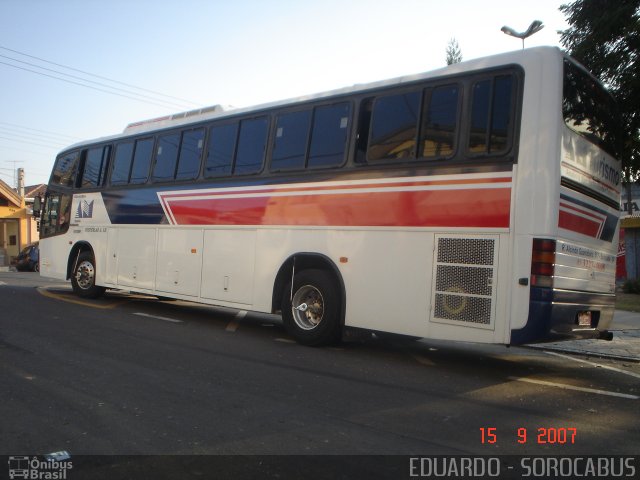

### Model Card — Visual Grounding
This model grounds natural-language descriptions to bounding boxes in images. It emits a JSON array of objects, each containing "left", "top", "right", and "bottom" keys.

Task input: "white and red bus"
[{"left": 36, "top": 46, "right": 620, "bottom": 346}]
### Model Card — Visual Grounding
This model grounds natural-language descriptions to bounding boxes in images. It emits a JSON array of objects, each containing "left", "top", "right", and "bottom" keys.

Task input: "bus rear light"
[
  {"left": 532, "top": 251, "right": 555, "bottom": 263},
  {"left": 532, "top": 238, "right": 556, "bottom": 252},
  {"left": 531, "top": 263, "right": 554, "bottom": 276},
  {"left": 531, "top": 238, "right": 556, "bottom": 288}
]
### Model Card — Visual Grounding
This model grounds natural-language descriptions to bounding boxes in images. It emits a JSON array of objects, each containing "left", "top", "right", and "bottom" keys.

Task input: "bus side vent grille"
[{"left": 432, "top": 237, "right": 498, "bottom": 326}]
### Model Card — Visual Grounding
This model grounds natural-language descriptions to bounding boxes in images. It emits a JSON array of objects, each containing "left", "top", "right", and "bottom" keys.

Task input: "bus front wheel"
[
  {"left": 281, "top": 269, "right": 341, "bottom": 346},
  {"left": 71, "top": 252, "right": 105, "bottom": 299}
]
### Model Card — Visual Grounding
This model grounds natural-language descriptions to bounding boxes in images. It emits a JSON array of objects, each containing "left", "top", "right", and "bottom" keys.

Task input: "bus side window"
[
  {"left": 176, "top": 128, "right": 205, "bottom": 180},
  {"left": 51, "top": 152, "right": 79, "bottom": 188},
  {"left": 110, "top": 142, "right": 134, "bottom": 186},
  {"left": 40, "top": 193, "right": 72, "bottom": 236},
  {"left": 271, "top": 110, "right": 312, "bottom": 171},
  {"left": 153, "top": 133, "right": 180, "bottom": 182},
  {"left": 421, "top": 85, "right": 459, "bottom": 159},
  {"left": 308, "top": 102, "right": 351, "bottom": 168},
  {"left": 367, "top": 91, "right": 421, "bottom": 162},
  {"left": 490, "top": 75, "right": 514, "bottom": 153},
  {"left": 355, "top": 98, "right": 373, "bottom": 164},
  {"left": 41, "top": 194, "right": 59, "bottom": 237},
  {"left": 205, "top": 123, "right": 238, "bottom": 177},
  {"left": 129, "top": 138, "right": 154, "bottom": 184},
  {"left": 468, "top": 74, "right": 514, "bottom": 155},
  {"left": 81, "top": 145, "right": 111, "bottom": 188},
  {"left": 234, "top": 117, "right": 268, "bottom": 175}
]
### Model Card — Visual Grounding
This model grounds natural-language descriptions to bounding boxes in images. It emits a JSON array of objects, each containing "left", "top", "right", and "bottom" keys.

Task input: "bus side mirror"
[{"left": 33, "top": 196, "right": 42, "bottom": 218}]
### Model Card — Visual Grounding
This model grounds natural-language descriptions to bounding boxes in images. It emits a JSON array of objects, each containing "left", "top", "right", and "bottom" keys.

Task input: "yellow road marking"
[
  {"left": 226, "top": 310, "right": 247, "bottom": 332},
  {"left": 412, "top": 354, "right": 436, "bottom": 366},
  {"left": 274, "top": 338, "right": 296, "bottom": 344},
  {"left": 37, "top": 287, "right": 128, "bottom": 310},
  {"left": 132, "top": 312, "right": 183, "bottom": 323}
]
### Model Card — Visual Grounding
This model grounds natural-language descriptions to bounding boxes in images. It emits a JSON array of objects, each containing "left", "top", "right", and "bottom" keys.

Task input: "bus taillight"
[{"left": 531, "top": 238, "right": 556, "bottom": 288}]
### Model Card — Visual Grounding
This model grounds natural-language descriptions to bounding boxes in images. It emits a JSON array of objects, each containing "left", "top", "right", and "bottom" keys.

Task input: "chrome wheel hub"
[
  {"left": 75, "top": 260, "right": 95, "bottom": 290},
  {"left": 291, "top": 285, "right": 324, "bottom": 330}
]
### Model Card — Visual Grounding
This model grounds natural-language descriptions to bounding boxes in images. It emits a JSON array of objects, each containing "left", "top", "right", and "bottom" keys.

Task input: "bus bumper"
[{"left": 510, "top": 287, "right": 616, "bottom": 345}]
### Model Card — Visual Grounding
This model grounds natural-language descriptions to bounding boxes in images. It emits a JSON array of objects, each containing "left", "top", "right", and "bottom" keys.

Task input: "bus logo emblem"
[{"left": 75, "top": 200, "right": 94, "bottom": 219}]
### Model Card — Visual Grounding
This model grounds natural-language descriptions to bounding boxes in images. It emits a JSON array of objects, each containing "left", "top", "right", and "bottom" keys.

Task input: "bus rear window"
[{"left": 563, "top": 60, "right": 619, "bottom": 158}]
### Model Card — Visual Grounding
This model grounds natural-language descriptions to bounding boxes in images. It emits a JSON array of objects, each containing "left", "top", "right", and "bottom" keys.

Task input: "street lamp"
[{"left": 501, "top": 20, "right": 544, "bottom": 49}]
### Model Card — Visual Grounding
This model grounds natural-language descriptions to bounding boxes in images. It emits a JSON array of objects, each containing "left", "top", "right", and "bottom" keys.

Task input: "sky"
[{"left": 0, "top": 0, "right": 570, "bottom": 187}]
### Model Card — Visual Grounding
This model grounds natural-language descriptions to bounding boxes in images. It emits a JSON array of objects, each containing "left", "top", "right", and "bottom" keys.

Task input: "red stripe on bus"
[
  {"left": 559, "top": 201, "right": 605, "bottom": 222},
  {"left": 162, "top": 188, "right": 511, "bottom": 228},
  {"left": 558, "top": 210, "right": 601, "bottom": 238},
  {"left": 159, "top": 176, "right": 512, "bottom": 200}
]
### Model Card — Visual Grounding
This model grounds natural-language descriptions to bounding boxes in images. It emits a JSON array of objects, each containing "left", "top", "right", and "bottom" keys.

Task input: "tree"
[
  {"left": 559, "top": 0, "right": 640, "bottom": 178},
  {"left": 445, "top": 38, "right": 463, "bottom": 65}
]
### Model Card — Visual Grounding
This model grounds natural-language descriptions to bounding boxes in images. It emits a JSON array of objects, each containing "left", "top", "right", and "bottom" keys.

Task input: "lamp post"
[{"left": 501, "top": 20, "right": 544, "bottom": 49}]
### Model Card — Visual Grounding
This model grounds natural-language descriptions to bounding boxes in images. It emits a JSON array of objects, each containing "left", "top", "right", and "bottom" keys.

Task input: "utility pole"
[
  {"left": 17, "top": 168, "right": 25, "bottom": 198},
  {"left": 4, "top": 160, "right": 24, "bottom": 188}
]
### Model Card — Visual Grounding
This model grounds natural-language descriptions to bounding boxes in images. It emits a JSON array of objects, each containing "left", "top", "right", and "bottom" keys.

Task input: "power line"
[
  {"left": 0, "top": 121, "right": 83, "bottom": 142},
  {"left": 0, "top": 129, "right": 68, "bottom": 148},
  {"left": 0, "top": 60, "right": 189, "bottom": 110},
  {"left": 0, "top": 44, "right": 201, "bottom": 107},
  {"left": 0, "top": 134, "right": 61, "bottom": 149},
  {"left": 0, "top": 53, "right": 196, "bottom": 110},
  {"left": 0, "top": 143, "right": 57, "bottom": 157},
  {"left": 0, "top": 130, "right": 69, "bottom": 148},
  {"left": 0, "top": 172, "right": 14, "bottom": 182},
  {"left": 0, "top": 125, "right": 78, "bottom": 146}
]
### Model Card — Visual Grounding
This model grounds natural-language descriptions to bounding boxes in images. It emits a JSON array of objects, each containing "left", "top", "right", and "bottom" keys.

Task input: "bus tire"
[
  {"left": 281, "top": 269, "right": 341, "bottom": 346},
  {"left": 71, "top": 251, "right": 105, "bottom": 299}
]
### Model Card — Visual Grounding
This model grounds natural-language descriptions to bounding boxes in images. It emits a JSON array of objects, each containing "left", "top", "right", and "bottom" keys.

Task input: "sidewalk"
[{"left": 528, "top": 310, "right": 640, "bottom": 362}]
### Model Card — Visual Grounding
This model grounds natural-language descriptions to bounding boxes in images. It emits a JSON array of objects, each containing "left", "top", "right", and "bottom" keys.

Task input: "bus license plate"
[{"left": 578, "top": 311, "right": 592, "bottom": 327}]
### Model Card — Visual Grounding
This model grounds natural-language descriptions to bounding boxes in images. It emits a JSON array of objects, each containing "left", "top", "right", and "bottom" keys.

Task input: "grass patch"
[{"left": 616, "top": 292, "right": 640, "bottom": 312}]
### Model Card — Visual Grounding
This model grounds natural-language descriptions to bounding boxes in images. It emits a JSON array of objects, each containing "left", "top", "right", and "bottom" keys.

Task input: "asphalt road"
[{"left": 1, "top": 271, "right": 639, "bottom": 477}]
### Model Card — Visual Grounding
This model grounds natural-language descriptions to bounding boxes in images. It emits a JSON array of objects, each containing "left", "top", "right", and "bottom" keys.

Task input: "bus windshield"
[{"left": 563, "top": 59, "right": 620, "bottom": 159}]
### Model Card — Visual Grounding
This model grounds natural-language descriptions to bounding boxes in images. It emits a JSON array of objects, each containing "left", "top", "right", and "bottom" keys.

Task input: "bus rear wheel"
[
  {"left": 281, "top": 269, "right": 341, "bottom": 346},
  {"left": 71, "top": 252, "right": 105, "bottom": 299}
]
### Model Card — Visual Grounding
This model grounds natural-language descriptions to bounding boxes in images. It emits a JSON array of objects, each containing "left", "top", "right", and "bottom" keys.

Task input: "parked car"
[{"left": 15, "top": 243, "right": 39, "bottom": 272}]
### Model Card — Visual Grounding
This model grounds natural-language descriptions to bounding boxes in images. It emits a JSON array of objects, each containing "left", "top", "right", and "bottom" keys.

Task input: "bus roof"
[{"left": 60, "top": 46, "right": 565, "bottom": 153}]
